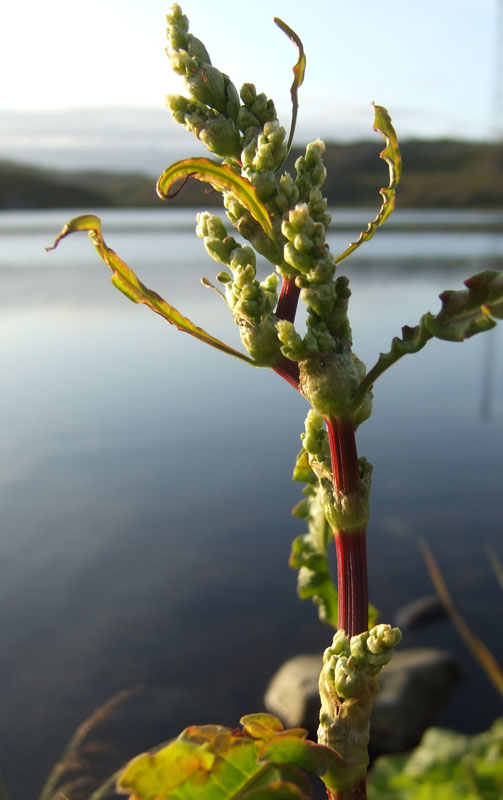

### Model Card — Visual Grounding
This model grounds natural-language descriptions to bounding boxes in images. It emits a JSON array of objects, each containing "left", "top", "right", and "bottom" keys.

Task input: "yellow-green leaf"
[
  {"left": 156, "top": 158, "right": 274, "bottom": 240},
  {"left": 274, "top": 18, "right": 306, "bottom": 155},
  {"left": 116, "top": 715, "right": 359, "bottom": 799},
  {"left": 46, "top": 215, "right": 254, "bottom": 365},
  {"left": 335, "top": 104, "right": 402, "bottom": 265}
]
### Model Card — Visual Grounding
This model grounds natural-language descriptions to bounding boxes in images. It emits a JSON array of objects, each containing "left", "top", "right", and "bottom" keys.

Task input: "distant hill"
[
  {"left": 1, "top": 139, "right": 501, "bottom": 210},
  {"left": 320, "top": 139, "right": 502, "bottom": 208}
]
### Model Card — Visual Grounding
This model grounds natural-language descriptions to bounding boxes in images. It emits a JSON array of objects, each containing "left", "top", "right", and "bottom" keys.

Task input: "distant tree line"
[{"left": 1, "top": 140, "right": 501, "bottom": 210}]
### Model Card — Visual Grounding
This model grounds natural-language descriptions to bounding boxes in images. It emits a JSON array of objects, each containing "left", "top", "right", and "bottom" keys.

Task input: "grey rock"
[
  {"left": 370, "top": 647, "right": 461, "bottom": 755},
  {"left": 264, "top": 654, "right": 323, "bottom": 732},
  {"left": 264, "top": 647, "right": 461, "bottom": 755},
  {"left": 394, "top": 594, "right": 449, "bottom": 631}
]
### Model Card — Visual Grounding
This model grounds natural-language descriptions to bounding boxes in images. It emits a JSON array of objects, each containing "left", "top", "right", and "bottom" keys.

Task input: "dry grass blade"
[
  {"left": 86, "top": 770, "right": 122, "bottom": 800},
  {"left": 419, "top": 539, "right": 503, "bottom": 696},
  {"left": 486, "top": 544, "right": 503, "bottom": 590},
  {"left": 38, "top": 687, "right": 142, "bottom": 800},
  {"left": 0, "top": 773, "right": 11, "bottom": 800}
]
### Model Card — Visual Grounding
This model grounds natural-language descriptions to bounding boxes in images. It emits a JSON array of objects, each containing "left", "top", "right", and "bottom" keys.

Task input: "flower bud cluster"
[
  {"left": 223, "top": 195, "right": 283, "bottom": 266},
  {"left": 301, "top": 409, "right": 326, "bottom": 457},
  {"left": 351, "top": 624, "right": 403, "bottom": 668},
  {"left": 281, "top": 203, "right": 333, "bottom": 285},
  {"left": 240, "top": 120, "right": 288, "bottom": 204},
  {"left": 166, "top": 4, "right": 240, "bottom": 157},
  {"left": 318, "top": 625, "right": 401, "bottom": 762},
  {"left": 322, "top": 624, "right": 401, "bottom": 701},
  {"left": 196, "top": 212, "right": 278, "bottom": 327},
  {"left": 276, "top": 319, "right": 305, "bottom": 362},
  {"left": 297, "top": 410, "right": 332, "bottom": 487},
  {"left": 295, "top": 140, "right": 331, "bottom": 226},
  {"left": 238, "top": 83, "right": 278, "bottom": 130},
  {"left": 293, "top": 276, "right": 353, "bottom": 375},
  {"left": 166, "top": 95, "right": 241, "bottom": 160},
  {"left": 273, "top": 172, "right": 299, "bottom": 215},
  {"left": 301, "top": 277, "right": 352, "bottom": 343},
  {"left": 242, "top": 120, "right": 288, "bottom": 174}
]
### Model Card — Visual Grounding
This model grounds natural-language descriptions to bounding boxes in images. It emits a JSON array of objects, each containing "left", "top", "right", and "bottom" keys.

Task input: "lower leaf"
[{"left": 116, "top": 713, "right": 358, "bottom": 799}]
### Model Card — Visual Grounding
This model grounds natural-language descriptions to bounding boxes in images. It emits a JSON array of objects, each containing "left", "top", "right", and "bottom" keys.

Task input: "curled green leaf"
[
  {"left": 290, "top": 480, "right": 339, "bottom": 628},
  {"left": 335, "top": 104, "right": 402, "bottom": 265},
  {"left": 354, "top": 269, "right": 503, "bottom": 405},
  {"left": 274, "top": 18, "right": 306, "bottom": 156},
  {"left": 46, "top": 215, "right": 254, "bottom": 365},
  {"left": 156, "top": 157, "right": 274, "bottom": 240}
]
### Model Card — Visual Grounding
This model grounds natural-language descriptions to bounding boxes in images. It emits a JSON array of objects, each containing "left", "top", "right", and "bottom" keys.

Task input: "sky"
[{"left": 1, "top": 0, "right": 501, "bottom": 173}]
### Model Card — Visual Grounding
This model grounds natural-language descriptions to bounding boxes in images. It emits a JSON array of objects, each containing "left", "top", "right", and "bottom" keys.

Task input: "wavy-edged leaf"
[
  {"left": 274, "top": 18, "right": 306, "bottom": 156},
  {"left": 290, "top": 482, "right": 339, "bottom": 628},
  {"left": 354, "top": 269, "right": 503, "bottom": 404},
  {"left": 335, "top": 104, "right": 402, "bottom": 265},
  {"left": 156, "top": 158, "right": 274, "bottom": 240},
  {"left": 116, "top": 713, "right": 358, "bottom": 799},
  {"left": 46, "top": 215, "right": 254, "bottom": 365}
]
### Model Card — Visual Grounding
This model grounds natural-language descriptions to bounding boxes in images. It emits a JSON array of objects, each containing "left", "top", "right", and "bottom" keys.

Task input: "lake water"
[{"left": 0, "top": 207, "right": 502, "bottom": 796}]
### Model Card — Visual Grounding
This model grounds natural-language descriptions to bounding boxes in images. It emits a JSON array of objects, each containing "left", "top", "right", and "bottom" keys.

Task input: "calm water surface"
[{"left": 0, "top": 208, "right": 502, "bottom": 796}]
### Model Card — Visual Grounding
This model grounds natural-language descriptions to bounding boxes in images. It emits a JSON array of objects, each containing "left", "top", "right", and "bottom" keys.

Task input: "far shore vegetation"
[{"left": 1, "top": 139, "right": 501, "bottom": 211}]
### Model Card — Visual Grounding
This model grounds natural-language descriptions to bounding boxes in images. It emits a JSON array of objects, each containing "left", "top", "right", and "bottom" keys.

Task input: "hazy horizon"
[{"left": 1, "top": 105, "right": 501, "bottom": 177}]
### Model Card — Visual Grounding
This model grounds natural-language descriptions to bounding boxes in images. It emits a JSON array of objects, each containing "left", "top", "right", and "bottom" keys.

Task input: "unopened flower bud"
[
  {"left": 276, "top": 319, "right": 305, "bottom": 362},
  {"left": 198, "top": 116, "right": 241, "bottom": 159},
  {"left": 196, "top": 212, "right": 227, "bottom": 241},
  {"left": 238, "top": 314, "right": 282, "bottom": 365},
  {"left": 240, "top": 83, "right": 256, "bottom": 106},
  {"left": 230, "top": 246, "right": 256, "bottom": 272}
]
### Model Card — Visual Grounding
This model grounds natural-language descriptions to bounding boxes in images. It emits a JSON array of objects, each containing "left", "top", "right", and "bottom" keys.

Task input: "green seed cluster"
[
  {"left": 196, "top": 212, "right": 278, "bottom": 322},
  {"left": 323, "top": 625, "right": 402, "bottom": 700},
  {"left": 196, "top": 212, "right": 281, "bottom": 365},
  {"left": 166, "top": 95, "right": 241, "bottom": 160},
  {"left": 166, "top": 5, "right": 239, "bottom": 119},
  {"left": 301, "top": 409, "right": 330, "bottom": 463},
  {"left": 318, "top": 625, "right": 401, "bottom": 768}
]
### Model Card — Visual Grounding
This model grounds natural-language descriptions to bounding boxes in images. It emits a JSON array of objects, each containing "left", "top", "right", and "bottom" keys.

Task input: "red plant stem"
[
  {"left": 273, "top": 356, "right": 300, "bottom": 390},
  {"left": 276, "top": 275, "right": 300, "bottom": 322},
  {"left": 326, "top": 416, "right": 344, "bottom": 494},
  {"left": 325, "top": 416, "right": 369, "bottom": 799},
  {"left": 337, "top": 417, "right": 361, "bottom": 496},
  {"left": 334, "top": 528, "right": 368, "bottom": 637},
  {"left": 325, "top": 417, "right": 367, "bottom": 634}
]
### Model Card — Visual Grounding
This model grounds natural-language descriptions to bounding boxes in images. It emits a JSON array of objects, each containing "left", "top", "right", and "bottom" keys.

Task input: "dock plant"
[{"left": 47, "top": 5, "right": 503, "bottom": 799}]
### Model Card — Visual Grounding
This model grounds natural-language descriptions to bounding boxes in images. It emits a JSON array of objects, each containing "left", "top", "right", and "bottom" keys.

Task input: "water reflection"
[{"left": 0, "top": 209, "right": 501, "bottom": 796}]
